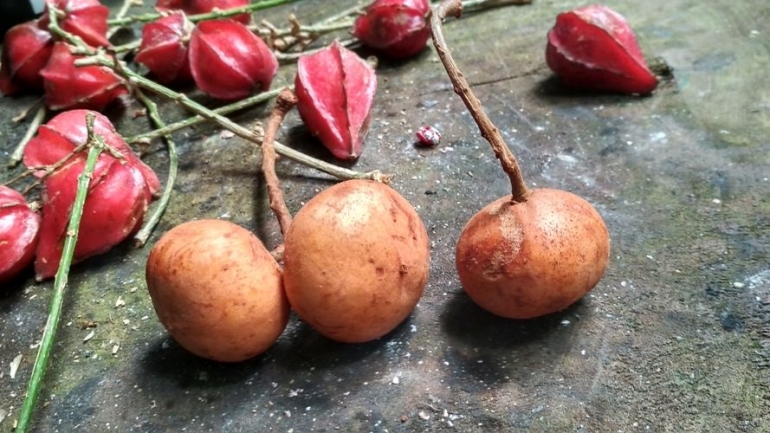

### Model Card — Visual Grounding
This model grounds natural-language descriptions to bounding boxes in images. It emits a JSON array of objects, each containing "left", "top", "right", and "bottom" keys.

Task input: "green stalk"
[
  {"left": 101, "top": 57, "right": 386, "bottom": 182},
  {"left": 107, "top": 0, "right": 300, "bottom": 27},
  {"left": 16, "top": 114, "right": 104, "bottom": 433},
  {"left": 132, "top": 90, "right": 179, "bottom": 247},
  {"left": 126, "top": 88, "right": 282, "bottom": 145}
]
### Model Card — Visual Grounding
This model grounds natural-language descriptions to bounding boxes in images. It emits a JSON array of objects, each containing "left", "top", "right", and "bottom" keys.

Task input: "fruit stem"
[
  {"left": 16, "top": 114, "right": 104, "bottom": 433},
  {"left": 106, "top": 0, "right": 138, "bottom": 39},
  {"left": 89, "top": 54, "right": 388, "bottom": 182},
  {"left": 456, "top": 0, "right": 532, "bottom": 13},
  {"left": 132, "top": 89, "right": 179, "bottom": 247},
  {"left": 261, "top": 89, "right": 296, "bottom": 241},
  {"left": 8, "top": 106, "right": 47, "bottom": 168},
  {"left": 107, "top": 0, "right": 300, "bottom": 27},
  {"left": 429, "top": 0, "right": 530, "bottom": 202},
  {"left": 125, "top": 88, "right": 283, "bottom": 144}
]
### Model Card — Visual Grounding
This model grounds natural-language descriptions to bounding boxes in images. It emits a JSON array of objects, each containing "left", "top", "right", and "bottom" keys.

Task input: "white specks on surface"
[
  {"left": 712, "top": 198, "right": 722, "bottom": 204},
  {"left": 83, "top": 330, "right": 95, "bottom": 342},
  {"left": 10, "top": 354, "right": 22, "bottom": 379}
]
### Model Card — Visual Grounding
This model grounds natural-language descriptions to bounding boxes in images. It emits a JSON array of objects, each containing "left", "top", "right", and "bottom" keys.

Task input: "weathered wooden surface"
[{"left": 2, "top": 0, "right": 770, "bottom": 431}]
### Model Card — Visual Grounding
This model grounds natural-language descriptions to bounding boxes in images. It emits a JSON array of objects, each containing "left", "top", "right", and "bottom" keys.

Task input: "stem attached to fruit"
[
  {"left": 107, "top": 0, "right": 300, "bottom": 27},
  {"left": 429, "top": 0, "right": 530, "bottom": 202},
  {"left": 16, "top": 114, "right": 104, "bottom": 433},
  {"left": 261, "top": 89, "right": 296, "bottom": 240}
]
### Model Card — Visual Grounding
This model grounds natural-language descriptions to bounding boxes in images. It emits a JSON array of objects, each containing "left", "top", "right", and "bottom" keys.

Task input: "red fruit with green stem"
[
  {"left": 0, "top": 186, "right": 41, "bottom": 284},
  {"left": 0, "top": 20, "right": 54, "bottom": 96},
  {"left": 40, "top": 42, "right": 129, "bottom": 111},
  {"left": 23, "top": 110, "right": 159, "bottom": 280},
  {"left": 545, "top": 4, "right": 658, "bottom": 95},
  {"left": 188, "top": 19, "right": 278, "bottom": 100},
  {"left": 39, "top": 0, "right": 111, "bottom": 48},
  {"left": 353, "top": 0, "right": 431, "bottom": 59},
  {"left": 135, "top": 12, "right": 194, "bottom": 85},
  {"left": 295, "top": 41, "right": 377, "bottom": 160}
]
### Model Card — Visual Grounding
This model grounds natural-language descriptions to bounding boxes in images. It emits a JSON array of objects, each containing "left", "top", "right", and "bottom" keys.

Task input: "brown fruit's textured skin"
[
  {"left": 146, "top": 219, "right": 289, "bottom": 362},
  {"left": 283, "top": 180, "right": 430, "bottom": 343},
  {"left": 456, "top": 188, "right": 610, "bottom": 319}
]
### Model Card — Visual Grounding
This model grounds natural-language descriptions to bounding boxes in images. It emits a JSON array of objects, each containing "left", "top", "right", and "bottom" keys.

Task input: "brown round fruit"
[
  {"left": 145, "top": 219, "right": 289, "bottom": 362},
  {"left": 283, "top": 180, "right": 430, "bottom": 343},
  {"left": 456, "top": 188, "right": 610, "bottom": 319}
]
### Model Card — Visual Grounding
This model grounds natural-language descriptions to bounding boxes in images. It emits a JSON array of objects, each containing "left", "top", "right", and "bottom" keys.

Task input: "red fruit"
[
  {"left": 156, "top": 0, "right": 250, "bottom": 24},
  {"left": 40, "top": 0, "right": 111, "bottom": 48},
  {"left": 188, "top": 19, "right": 277, "bottom": 100},
  {"left": 0, "top": 21, "right": 54, "bottom": 96},
  {"left": 295, "top": 41, "right": 377, "bottom": 160},
  {"left": 40, "top": 43, "right": 129, "bottom": 111},
  {"left": 34, "top": 157, "right": 149, "bottom": 280},
  {"left": 353, "top": 0, "right": 430, "bottom": 59},
  {"left": 23, "top": 110, "right": 160, "bottom": 200},
  {"left": 135, "top": 12, "right": 194, "bottom": 85},
  {"left": 545, "top": 5, "right": 657, "bottom": 95},
  {"left": 0, "top": 186, "right": 41, "bottom": 284}
]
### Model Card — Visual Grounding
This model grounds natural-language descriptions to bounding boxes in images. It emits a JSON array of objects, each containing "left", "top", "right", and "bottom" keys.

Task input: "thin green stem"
[
  {"left": 106, "top": 0, "right": 137, "bottom": 38},
  {"left": 107, "top": 0, "right": 300, "bottom": 27},
  {"left": 16, "top": 114, "right": 104, "bottom": 433},
  {"left": 126, "top": 88, "right": 283, "bottom": 144},
  {"left": 132, "top": 90, "right": 179, "bottom": 247},
  {"left": 454, "top": 0, "right": 532, "bottom": 13},
  {"left": 89, "top": 55, "right": 385, "bottom": 182},
  {"left": 8, "top": 106, "right": 47, "bottom": 168}
]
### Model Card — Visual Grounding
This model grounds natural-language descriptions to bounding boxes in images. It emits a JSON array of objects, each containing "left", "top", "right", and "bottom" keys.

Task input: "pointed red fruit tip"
[
  {"left": 135, "top": 12, "right": 194, "bottom": 85},
  {"left": 0, "top": 20, "right": 54, "bottom": 96},
  {"left": 353, "top": 0, "right": 431, "bottom": 59},
  {"left": 188, "top": 19, "right": 277, "bottom": 100},
  {"left": 40, "top": 43, "right": 129, "bottom": 111},
  {"left": 40, "top": 0, "right": 111, "bottom": 48},
  {"left": 295, "top": 41, "right": 377, "bottom": 160},
  {"left": 0, "top": 186, "right": 41, "bottom": 284},
  {"left": 545, "top": 4, "right": 658, "bottom": 95}
]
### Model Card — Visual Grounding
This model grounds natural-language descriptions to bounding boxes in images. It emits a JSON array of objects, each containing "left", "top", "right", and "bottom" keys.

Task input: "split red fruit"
[
  {"left": 40, "top": 43, "right": 129, "bottom": 111},
  {"left": 23, "top": 110, "right": 159, "bottom": 280},
  {"left": 295, "top": 41, "right": 377, "bottom": 160},
  {"left": 39, "top": 0, "right": 111, "bottom": 48},
  {"left": 0, "top": 186, "right": 41, "bottom": 284},
  {"left": 353, "top": 0, "right": 431, "bottom": 59},
  {"left": 0, "top": 21, "right": 54, "bottom": 96},
  {"left": 135, "top": 12, "right": 194, "bottom": 85},
  {"left": 545, "top": 4, "right": 658, "bottom": 95},
  {"left": 188, "top": 19, "right": 278, "bottom": 100}
]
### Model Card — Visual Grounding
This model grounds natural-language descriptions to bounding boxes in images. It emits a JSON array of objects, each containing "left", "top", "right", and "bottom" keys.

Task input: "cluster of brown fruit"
[{"left": 144, "top": 0, "right": 611, "bottom": 363}]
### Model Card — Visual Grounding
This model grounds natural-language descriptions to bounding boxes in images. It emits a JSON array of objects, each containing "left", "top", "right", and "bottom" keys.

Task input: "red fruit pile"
[
  {"left": 135, "top": 16, "right": 277, "bottom": 100},
  {"left": 545, "top": 4, "right": 658, "bottom": 95},
  {"left": 0, "top": 186, "right": 41, "bottom": 284},
  {"left": 1, "top": 0, "right": 121, "bottom": 110},
  {"left": 295, "top": 41, "right": 377, "bottom": 160},
  {"left": 23, "top": 110, "right": 160, "bottom": 280},
  {"left": 353, "top": 0, "right": 431, "bottom": 59}
]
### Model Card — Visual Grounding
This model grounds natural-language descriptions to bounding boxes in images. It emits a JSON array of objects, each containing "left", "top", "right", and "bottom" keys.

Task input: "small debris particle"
[
  {"left": 220, "top": 130, "right": 235, "bottom": 139},
  {"left": 83, "top": 330, "right": 95, "bottom": 342},
  {"left": 418, "top": 411, "right": 430, "bottom": 421},
  {"left": 129, "top": 287, "right": 138, "bottom": 293},
  {"left": 288, "top": 389, "right": 302, "bottom": 397},
  {"left": 401, "top": 415, "right": 408, "bottom": 423},
  {"left": 733, "top": 282, "right": 745, "bottom": 289},
  {"left": 392, "top": 376, "right": 400, "bottom": 385},
  {"left": 80, "top": 320, "right": 97, "bottom": 329},
  {"left": 561, "top": 319, "right": 571, "bottom": 326},
  {"left": 415, "top": 125, "right": 441, "bottom": 147},
  {"left": 0, "top": 408, "right": 7, "bottom": 423},
  {"left": 115, "top": 296, "right": 125, "bottom": 308},
  {"left": 112, "top": 344, "right": 120, "bottom": 355},
  {"left": 10, "top": 354, "right": 23, "bottom": 379},
  {"left": 284, "top": 410, "right": 291, "bottom": 418}
]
